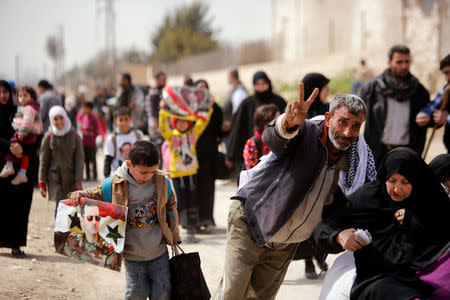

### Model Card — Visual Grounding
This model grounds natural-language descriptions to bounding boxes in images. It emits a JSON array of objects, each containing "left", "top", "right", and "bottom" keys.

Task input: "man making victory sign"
[{"left": 214, "top": 83, "right": 368, "bottom": 300}]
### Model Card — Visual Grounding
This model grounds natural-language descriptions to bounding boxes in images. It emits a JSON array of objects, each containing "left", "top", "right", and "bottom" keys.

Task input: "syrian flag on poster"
[{"left": 55, "top": 198, "right": 128, "bottom": 253}]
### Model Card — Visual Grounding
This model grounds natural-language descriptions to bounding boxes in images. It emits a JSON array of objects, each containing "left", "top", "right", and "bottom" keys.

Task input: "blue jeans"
[
  {"left": 124, "top": 251, "right": 171, "bottom": 300},
  {"left": 351, "top": 81, "right": 363, "bottom": 95}
]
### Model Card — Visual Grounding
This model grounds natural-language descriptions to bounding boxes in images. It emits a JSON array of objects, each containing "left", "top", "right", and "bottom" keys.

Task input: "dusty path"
[{"left": 0, "top": 179, "right": 329, "bottom": 300}]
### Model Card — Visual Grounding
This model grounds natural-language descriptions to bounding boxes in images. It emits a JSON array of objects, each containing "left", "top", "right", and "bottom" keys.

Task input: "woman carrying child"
[
  {"left": 0, "top": 86, "right": 42, "bottom": 185},
  {"left": 0, "top": 80, "right": 40, "bottom": 258}
]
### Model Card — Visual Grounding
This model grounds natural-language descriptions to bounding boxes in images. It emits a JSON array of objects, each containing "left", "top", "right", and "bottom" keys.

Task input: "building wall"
[
  {"left": 272, "top": 0, "right": 405, "bottom": 60},
  {"left": 272, "top": 0, "right": 449, "bottom": 91}
]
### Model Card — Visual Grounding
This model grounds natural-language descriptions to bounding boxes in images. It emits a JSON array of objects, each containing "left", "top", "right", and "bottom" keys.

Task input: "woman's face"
[
  {"left": 0, "top": 86, "right": 10, "bottom": 105},
  {"left": 319, "top": 85, "right": 330, "bottom": 102},
  {"left": 53, "top": 115, "right": 66, "bottom": 131},
  {"left": 386, "top": 173, "right": 412, "bottom": 202},
  {"left": 254, "top": 79, "right": 269, "bottom": 93},
  {"left": 442, "top": 177, "right": 450, "bottom": 194}
]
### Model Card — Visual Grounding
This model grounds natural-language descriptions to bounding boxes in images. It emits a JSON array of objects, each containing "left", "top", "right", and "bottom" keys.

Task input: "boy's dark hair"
[
  {"left": 254, "top": 104, "right": 279, "bottom": 133},
  {"left": 154, "top": 71, "right": 166, "bottom": 80},
  {"left": 129, "top": 140, "right": 159, "bottom": 167},
  {"left": 82, "top": 101, "right": 94, "bottom": 109},
  {"left": 18, "top": 86, "right": 37, "bottom": 101},
  {"left": 38, "top": 79, "right": 53, "bottom": 90},
  {"left": 388, "top": 45, "right": 410, "bottom": 60},
  {"left": 80, "top": 200, "right": 99, "bottom": 217},
  {"left": 440, "top": 54, "right": 450, "bottom": 70},
  {"left": 115, "top": 106, "right": 132, "bottom": 118}
]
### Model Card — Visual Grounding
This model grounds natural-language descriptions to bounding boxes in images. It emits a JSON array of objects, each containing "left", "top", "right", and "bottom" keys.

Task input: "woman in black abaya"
[
  {"left": 304, "top": 72, "right": 330, "bottom": 119},
  {"left": 294, "top": 72, "right": 331, "bottom": 279},
  {"left": 0, "top": 80, "right": 39, "bottom": 258},
  {"left": 347, "top": 147, "right": 450, "bottom": 300},
  {"left": 226, "top": 71, "right": 286, "bottom": 176},
  {"left": 194, "top": 79, "right": 223, "bottom": 232}
]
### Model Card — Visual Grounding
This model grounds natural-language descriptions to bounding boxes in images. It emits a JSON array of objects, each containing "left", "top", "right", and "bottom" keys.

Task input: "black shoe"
[
  {"left": 318, "top": 261, "right": 328, "bottom": 272},
  {"left": 305, "top": 259, "right": 319, "bottom": 280},
  {"left": 11, "top": 248, "right": 26, "bottom": 258},
  {"left": 315, "top": 255, "right": 328, "bottom": 272}
]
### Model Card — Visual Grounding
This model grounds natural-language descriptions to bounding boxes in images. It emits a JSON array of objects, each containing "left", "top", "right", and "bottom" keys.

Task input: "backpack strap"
[
  {"left": 165, "top": 177, "right": 175, "bottom": 222},
  {"left": 252, "top": 136, "right": 264, "bottom": 159},
  {"left": 102, "top": 176, "right": 113, "bottom": 203},
  {"left": 102, "top": 175, "right": 175, "bottom": 223},
  {"left": 134, "top": 129, "right": 142, "bottom": 141},
  {"left": 111, "top": 132, "right": 117, "bottom": 160}
]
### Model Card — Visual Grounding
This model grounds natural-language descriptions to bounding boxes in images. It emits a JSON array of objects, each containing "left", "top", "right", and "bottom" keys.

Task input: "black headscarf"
[
  {"left": 428, "top": 154, "right": 450, "bottom": 183},
  {"left": 348, "top": 147, "right": 450, "bottom": 299},
  {"left": 0, "top": 80, "right": 16, "bottom": 148},
  {"left": 0, "top": 80, "right": 15, "bottom": 116},
  {"left": 252, "top": 71, "right": 274, "bottom": 101},
  {"left": 302, "top": 73, "right": 330, "bottom": 119}
]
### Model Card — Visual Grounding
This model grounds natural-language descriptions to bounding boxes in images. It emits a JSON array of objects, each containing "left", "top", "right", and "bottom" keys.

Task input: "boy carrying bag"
[{"left": 70, "top": 141, "right": 180, "bottom": 300}]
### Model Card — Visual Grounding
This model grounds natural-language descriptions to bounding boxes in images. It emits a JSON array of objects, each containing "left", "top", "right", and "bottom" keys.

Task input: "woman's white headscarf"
[{"left": 48, "top": 105, "right": 72, "bottom": 136}]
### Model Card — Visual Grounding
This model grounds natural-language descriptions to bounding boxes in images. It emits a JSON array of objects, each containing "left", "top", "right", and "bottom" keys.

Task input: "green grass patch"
[{"left": 329, "top": 69, "right": 352, "bottom": 95}]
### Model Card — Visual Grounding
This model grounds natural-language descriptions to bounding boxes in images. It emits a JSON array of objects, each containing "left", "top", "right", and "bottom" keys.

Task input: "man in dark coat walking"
[{"left": 360, "top": 45, "right": 430, "bottom": 166}]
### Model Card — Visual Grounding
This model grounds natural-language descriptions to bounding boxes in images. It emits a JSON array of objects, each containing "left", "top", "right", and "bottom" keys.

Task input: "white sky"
[{"left": 0, "top": 0, "right": 272, "bottom": 83}]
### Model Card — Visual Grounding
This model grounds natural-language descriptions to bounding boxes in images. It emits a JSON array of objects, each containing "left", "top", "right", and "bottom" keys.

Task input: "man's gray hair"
[{"left": 329, "top": 94, "right": 367, "bottom": 116}]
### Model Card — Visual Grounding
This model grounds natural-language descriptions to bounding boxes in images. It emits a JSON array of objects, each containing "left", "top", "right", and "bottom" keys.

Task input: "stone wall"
[
  {"left": 405, "top": 0, "right": 450, "bottom": 92},
  {"left": 271, "top": 0, "right": 449, "bottom": 92}
]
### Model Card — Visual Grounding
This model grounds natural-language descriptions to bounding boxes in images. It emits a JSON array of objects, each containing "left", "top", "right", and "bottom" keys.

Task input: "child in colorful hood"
[
  {"left": 159, "top": 99, "right": 213, "bottom": 242},
  {"left": 0, "top": 86, "right": 42, "bottom": 185}
]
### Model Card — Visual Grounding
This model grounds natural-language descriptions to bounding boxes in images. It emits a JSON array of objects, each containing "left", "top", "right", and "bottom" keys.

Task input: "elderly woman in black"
[
  {"left": 338, "top": 147, "right": 450, "bottom": 299},
  {"left": 429, "top": 154, "right": 450, "bottom": 197},
  {"left": 0, "top": 80, "right": 39, "bottom": 258}
]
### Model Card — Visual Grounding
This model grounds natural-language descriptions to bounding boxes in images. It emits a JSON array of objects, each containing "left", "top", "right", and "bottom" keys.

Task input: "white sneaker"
[
  {"left": 0, "top": 164, "right": 15, "bottom": 178},
  {"left": 11, "top": 172, "right": 28, "bottom": 185}
]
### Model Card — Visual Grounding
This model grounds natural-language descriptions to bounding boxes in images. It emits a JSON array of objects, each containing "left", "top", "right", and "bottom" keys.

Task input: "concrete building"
[{"left": 272, "top": 0, "right": 450, "bottom": 90}]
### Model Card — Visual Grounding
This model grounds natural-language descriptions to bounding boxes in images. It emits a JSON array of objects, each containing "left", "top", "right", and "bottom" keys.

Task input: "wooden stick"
[{"left": 423, "top": 86, "right": 450, "bottom": 160}]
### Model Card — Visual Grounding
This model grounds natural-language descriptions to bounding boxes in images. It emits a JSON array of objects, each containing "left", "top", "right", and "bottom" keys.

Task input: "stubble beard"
[{"left": 328, "top": 126, "right": 352, "bottom": 151}]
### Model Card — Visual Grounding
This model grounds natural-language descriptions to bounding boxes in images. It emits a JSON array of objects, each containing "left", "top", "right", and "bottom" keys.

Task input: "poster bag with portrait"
[
  {"left": 162, "top": 85, "right": 211, "bottom": 121},
  {"left": 54, "top": 198, "right": 128, "bottom": 272}
]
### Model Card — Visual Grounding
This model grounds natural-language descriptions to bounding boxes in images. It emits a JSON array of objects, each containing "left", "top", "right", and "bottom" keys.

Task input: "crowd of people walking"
[{"left": 0, "top": 44, "right": 449, "bottom": 300}]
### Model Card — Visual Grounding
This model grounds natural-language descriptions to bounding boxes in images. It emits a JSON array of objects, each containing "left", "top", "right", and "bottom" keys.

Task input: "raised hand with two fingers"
[{"left": 282, "top": 82, "right": 319, "bottom": 132}]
